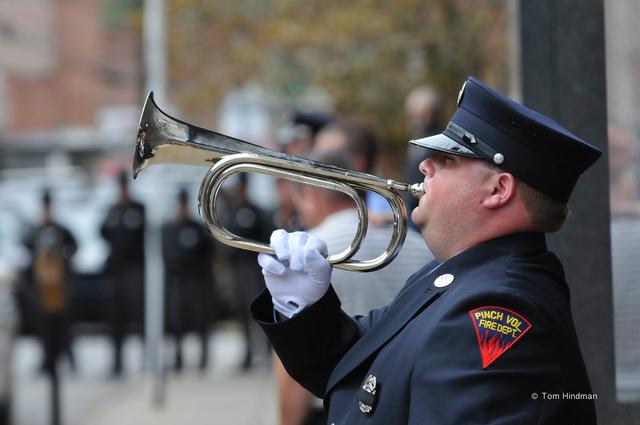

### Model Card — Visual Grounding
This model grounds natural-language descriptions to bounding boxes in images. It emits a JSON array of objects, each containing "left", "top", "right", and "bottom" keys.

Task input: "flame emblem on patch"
[{"left": 468, "top": 306, "right": 532, "bottom": 368}]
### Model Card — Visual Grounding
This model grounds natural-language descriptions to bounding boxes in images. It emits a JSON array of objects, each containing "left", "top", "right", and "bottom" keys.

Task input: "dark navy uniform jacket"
[{"left": 251, "top": 232, "right": 596, "bottom": 424}]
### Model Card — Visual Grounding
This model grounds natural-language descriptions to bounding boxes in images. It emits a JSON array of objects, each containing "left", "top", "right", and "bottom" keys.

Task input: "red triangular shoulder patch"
[{"left": 468, "top": 306, "right": 532, "bottom": 368}]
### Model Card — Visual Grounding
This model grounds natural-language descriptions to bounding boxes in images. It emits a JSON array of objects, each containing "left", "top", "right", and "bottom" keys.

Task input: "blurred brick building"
[{"left": 0, "top": 0, "right": 141, "bottom": 135}]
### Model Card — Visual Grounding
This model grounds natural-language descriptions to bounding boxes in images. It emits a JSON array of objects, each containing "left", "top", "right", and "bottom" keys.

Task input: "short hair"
[
  {"left": 485, "top": 163, "right": 569, "bottom": 233},
  {"left": 320, "top": 119, "right": 378, "bottom": 173},
  {"left": 518, "top": 181, "right": 570, "bottom": 233},
  {"left": 297, "top": 150, "right": 355, "bottom": 204}
]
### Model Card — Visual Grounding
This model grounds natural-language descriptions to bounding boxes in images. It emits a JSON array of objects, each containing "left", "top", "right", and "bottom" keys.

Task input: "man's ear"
[{"left": 483, "top": 172, "right": 517, "bottom": 209}]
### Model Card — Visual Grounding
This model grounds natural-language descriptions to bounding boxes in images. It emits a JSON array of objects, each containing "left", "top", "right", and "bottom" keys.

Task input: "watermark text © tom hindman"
[{"left": 531, "top": 392, "right": 598, "bottom": 400}]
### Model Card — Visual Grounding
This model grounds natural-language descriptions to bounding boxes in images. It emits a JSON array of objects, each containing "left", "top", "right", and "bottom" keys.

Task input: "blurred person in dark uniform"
[
  {"left": 100, "top": 171, "right": 145, "bottom": 376},
  {"left": 162, "top": 189, "right": 217, "bottom": 371},
  {"left": 227, "top": 173, "right": 272, "bottom": 370},
  {"left": 278, "top": 123, "right": 315, "bottom": 157},
  {"left": 292, "top": 110, "right": 334, "bottom": 139},
  {"left": 23, "top": 190, "right": 77, "bottom": 373}
]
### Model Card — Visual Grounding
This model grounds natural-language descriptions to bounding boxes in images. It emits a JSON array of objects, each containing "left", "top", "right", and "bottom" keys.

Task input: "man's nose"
[{"left": 419, "top": 158, "right": 435, "bottom": 178}]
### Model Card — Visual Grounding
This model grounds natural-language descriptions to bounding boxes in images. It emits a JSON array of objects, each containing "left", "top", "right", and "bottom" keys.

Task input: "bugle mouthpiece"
[{"left": 408, "top": 183, "right": 425, "bottom": 199}]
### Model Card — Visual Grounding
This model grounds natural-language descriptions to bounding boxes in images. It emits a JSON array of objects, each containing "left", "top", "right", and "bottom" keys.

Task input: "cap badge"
[
  {"left": 358, "top": 374, "right": 378, "bottom": 415},
  {"left": 434, "top": 273, "right": 454, "bottom": 288},
  {"left": 468, "top": 306, "right": 532, "bottom": 368},
  {"left": 457, "top": 80, "right": 467, "bottom": 106}
]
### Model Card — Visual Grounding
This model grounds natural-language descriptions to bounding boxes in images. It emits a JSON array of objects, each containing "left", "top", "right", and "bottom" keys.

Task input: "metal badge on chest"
[{"left": 358, "top": 374, "right": 378, "bottom": 415}]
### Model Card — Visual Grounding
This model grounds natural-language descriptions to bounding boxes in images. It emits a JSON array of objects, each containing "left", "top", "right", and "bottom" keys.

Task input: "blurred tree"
[{"left": 166, "top": 0, "right": 508, "bottom": 150}]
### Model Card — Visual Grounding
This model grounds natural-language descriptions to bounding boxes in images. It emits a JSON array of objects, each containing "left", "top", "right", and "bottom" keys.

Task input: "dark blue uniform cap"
[{"left": 410, "top": 77, "right": 602, "bottom": 202}]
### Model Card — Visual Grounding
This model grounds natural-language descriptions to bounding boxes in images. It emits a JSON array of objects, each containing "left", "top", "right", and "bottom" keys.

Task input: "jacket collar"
[{"left": 437, "top": 231, "right": 547, "bottom": 271}]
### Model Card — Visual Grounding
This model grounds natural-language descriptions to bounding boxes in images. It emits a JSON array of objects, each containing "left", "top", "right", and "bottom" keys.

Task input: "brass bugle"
[{"left": 133, "top": 92, "right": 424, "bottom": 272}]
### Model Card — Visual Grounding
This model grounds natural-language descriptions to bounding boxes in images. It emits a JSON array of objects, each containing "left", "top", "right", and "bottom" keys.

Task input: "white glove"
[{"left": 258, "top": 230, "right": 332, "bottom": 318}]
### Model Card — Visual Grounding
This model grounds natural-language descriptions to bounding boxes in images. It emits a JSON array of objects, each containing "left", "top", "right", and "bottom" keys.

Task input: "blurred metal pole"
[{"left": 143, "top": 0, "right": 167, "bottom": 407}]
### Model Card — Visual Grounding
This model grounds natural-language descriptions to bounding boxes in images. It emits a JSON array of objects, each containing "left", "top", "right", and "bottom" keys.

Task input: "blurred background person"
[
  {"left": 271, "top": 111, "right": 334, "bottom": 232},
  {"left": 313, "top": 119, "right": 393, "bottom": 226},
  {"left": 609, "top": 124, "right": 640, "bottom": 217},
  {"left": 403, "top": 86, "right": 443, "bottom": 226},
  {"left": 100, "top": 171, "right": 146, "bottom": 377},
  {"left": 162, "top": 189, "right": 217, "bottom": 372},
  {"left": 272, "top": 123, "right": 315, "bottom": 232},
  {"left": 291, "top": 110, "right": 334, "bottom": 142},
  {"left": 22, "top": 190, "right": 77, "bottom": 374},
  {"left": 277, "top": 122, "right": 315, "bottom": 157},
  {"left": 226, "top": 173, "right": 272, "bottom": 371},
  {"left": 273, "top": 149, "right": 433, "bottom": 425}
]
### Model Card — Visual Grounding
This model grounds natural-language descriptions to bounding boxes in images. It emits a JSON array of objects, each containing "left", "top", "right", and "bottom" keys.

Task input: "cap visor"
[{"left": 409, "top": 133, "right": 480, "bottom": 158}]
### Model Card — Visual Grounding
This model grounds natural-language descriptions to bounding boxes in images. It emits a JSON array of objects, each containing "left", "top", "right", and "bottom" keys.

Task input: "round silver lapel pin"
[{"left": 434, "top": 273, "right": 455, "bottom": 288}]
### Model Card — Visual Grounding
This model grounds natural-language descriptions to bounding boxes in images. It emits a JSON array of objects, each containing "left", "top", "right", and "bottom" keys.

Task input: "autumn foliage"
[{"left": 166, "top": 0, "right": 508, "bottom": 149}]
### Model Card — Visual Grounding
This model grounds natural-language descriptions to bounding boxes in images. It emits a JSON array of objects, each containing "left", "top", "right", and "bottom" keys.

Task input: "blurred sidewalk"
[{"left": 13, "top": 326, "right": 277, "bottom": 425}]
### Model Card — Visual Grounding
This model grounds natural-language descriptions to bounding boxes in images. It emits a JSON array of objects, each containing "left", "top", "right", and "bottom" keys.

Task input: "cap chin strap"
[{"left": 446, "top": 122, "right": 505, "bottom": 165}]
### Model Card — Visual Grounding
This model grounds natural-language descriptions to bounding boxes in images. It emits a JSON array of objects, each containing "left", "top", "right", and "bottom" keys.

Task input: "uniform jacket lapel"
[{"left": 325, "top": 263, "right": 444, "bottom": 395}]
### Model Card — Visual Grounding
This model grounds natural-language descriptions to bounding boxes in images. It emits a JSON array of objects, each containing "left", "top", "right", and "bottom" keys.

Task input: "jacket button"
[{"left": 434, "top": 273, "right": 454, "bottom": 287}]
